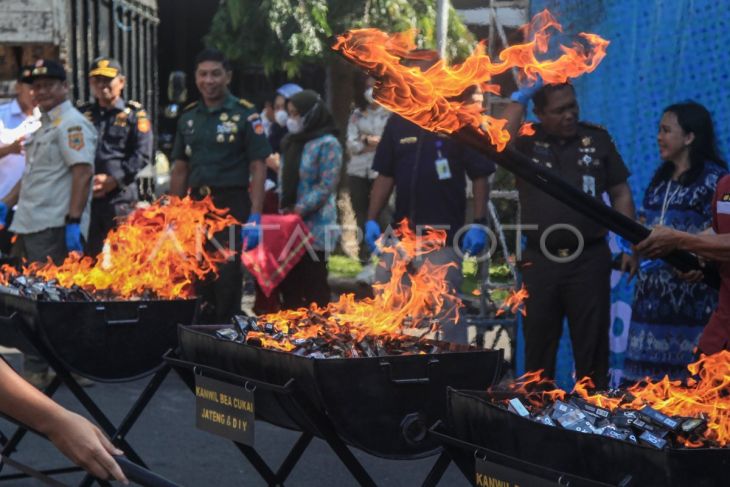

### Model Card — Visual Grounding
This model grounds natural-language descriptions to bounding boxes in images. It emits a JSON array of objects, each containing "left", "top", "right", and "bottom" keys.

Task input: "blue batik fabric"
[{"left": 624, "top": 162, "right": 727, "bottom": 381}]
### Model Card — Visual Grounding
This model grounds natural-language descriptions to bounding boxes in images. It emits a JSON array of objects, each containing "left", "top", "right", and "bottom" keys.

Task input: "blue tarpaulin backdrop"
[{"left": 514, "top": 0, "right": 730, "bottom": 388}]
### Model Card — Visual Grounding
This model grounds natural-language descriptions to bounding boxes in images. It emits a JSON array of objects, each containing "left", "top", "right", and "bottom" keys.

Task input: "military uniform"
[
  {"left": 515, "top": 122, "right": 630, "bottom": 388},
  {"left": 79, "top": 98, "right": 153, "bottom": 256},
  {"left": 171, "top": 93, "right": 271, "bottom": 322}
]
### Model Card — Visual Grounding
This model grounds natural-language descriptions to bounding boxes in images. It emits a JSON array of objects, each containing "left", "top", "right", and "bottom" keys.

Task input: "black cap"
[
  {"left": 21, "top": 59, "right": 67, "bottom": 83},
  {"left": 89, "top": 57, "right": 123, "bottom": 78},
  {"left": 17, "top": 65, "right": 35, "bottom": 84}
]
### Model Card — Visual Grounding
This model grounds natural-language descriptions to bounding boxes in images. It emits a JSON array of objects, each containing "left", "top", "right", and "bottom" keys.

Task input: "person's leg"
[
  {"left": 563, "top": 246, "right": 612, "bottom": 389},
  {"left": 417, "top": 247, "right": 465, "bottom": 343},
  {"left": 521, "top": 261, "right": 565, "bottom": 379},
  {"left": 279, "top": 252, "right": 330, "bottom": 310},
  {"left": 348, "top": 175, "right": 371, "bottom": 264}
]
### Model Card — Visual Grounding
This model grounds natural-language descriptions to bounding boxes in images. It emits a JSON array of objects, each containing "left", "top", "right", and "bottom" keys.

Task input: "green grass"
[{"left": 327, "top": 255, "right": 363, "bottom": 278}]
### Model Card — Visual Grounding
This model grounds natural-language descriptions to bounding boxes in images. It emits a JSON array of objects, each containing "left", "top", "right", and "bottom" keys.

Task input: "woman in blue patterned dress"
[
  {"left": 277, "top": 89, "right": 342, "bottom": 310},
  {"left": 624, "top": 101, "right": 728, "bottom": 382}
]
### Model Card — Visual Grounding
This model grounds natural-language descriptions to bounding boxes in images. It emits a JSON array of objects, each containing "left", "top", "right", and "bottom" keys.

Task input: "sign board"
[
  {"left": 195, "top": 374, "right": 255, "bottom": 446},
  {"left": 475, "top": 457, "right": 559, "bottom": 487}
]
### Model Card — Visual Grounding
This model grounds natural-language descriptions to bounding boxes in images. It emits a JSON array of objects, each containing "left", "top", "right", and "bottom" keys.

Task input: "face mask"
[
  {"left": 287, "top": 116, "right": 303, "bottom": 134},
  {"left": 274, "top": 109, "right": 288, "bottom": 127},
  {"left": 364, "top": 87, "right": 375, "bottom": 105}
]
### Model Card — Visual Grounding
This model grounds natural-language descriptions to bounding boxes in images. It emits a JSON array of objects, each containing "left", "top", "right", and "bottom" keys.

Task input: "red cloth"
[
  {"left": 242, "top": 214, "right": 314, "bottom": 298},
  {"left": 700, "top": 175, "right": 730, "bottom": 354}
]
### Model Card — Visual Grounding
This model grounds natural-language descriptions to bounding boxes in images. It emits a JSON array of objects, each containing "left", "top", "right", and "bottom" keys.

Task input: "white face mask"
[
  {"left": 274, "top": 109, "right": 288, "bottom": 127},
  {"left": 286, "top": 116, "right": 303, "bottom": 134},
  {"left": 364, "top": 87, "right": 375, "bottom": 105}
]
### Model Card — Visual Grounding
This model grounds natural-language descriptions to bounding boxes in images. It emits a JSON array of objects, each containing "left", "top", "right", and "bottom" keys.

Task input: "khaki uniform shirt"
[{"left": 11, "top": 100, "right": 96, "bottom": 236}]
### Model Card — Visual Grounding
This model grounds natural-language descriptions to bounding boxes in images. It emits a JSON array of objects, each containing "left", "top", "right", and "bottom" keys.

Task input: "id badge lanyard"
[{"left": 434, "top": 140, "right": 452, "bottom": 180}]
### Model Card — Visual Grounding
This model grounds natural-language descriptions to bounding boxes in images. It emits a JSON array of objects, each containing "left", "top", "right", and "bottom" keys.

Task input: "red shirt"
[{"left": 699, "top": 174, "right": 730, "bottom": 353}]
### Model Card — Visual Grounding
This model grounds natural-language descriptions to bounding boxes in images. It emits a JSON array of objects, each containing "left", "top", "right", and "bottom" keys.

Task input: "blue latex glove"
[
  {"left": 364, "top": 220, "right": 381, "bottom": 253},
  {"left": 510, "top": 74, "right": 544, "bottom": 106},
  {"left": 65, "top": 223, "right": 83, "bottom": 253},
  {"left": 241, "top": 213, "right": 261, "bottom": 251},
  {"left": 462, "top": 225, "right": 488, "bottom": 256},
  {"left": 0, "top": 202, "right": 7, "bottom": 229}
]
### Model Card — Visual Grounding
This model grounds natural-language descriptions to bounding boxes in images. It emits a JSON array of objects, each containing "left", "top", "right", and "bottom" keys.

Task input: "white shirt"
[
  {"left": 0, "top": 100, "right": 41, "bottom": 199},
  {"left": 346, "top": 106, "right": 390, "bottom": 179},
  {"left": 10, "top": 100, "right": 96, "bottom": 236}
]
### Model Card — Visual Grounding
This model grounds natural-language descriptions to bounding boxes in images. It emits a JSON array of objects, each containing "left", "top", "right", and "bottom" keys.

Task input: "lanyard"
[{"left": 659, "top": 180, "right": 681, "bottom": 226}]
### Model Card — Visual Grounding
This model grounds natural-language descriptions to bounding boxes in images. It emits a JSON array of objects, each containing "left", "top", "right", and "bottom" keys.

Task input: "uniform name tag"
[
  {"left": 717, "top": 201, "right": 730, "bottom": 215},
  {"left": 582, "top": 175, "right": 596, "bottom": 197}
]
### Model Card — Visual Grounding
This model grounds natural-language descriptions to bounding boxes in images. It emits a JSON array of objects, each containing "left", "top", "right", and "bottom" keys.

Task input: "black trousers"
[
  {"left": 520, "top": 242, "right": 612, "bottom": 389},
  {"left": 192, "top": 187, "right": 249, "bottom": 324},
  {"left": 86, "top": 198, "right": 134, "bottom": 258},
  {"left": 278, "top": 251, "right": 330, "bottom": 310}
]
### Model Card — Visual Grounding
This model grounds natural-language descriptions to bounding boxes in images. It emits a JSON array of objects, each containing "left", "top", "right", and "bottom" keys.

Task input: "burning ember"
[
  {"left": 217, "top": 221, "right": 464, "bottom": 357},
  {"left": 0, "top": 196, "right": 237, "bottom": 300},
  {"left": 491, "top": 351, "right": 730, "bottom": 449},
  {"left": 495, "top": 284, "right": 529, "bottom": 317},
  {"left": 331, "top": 9, "right": 608, "bottom": 151}
]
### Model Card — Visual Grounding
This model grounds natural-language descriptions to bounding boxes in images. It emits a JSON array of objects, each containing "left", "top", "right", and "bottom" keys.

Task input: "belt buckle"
[
  {"left": 557, "top": 248, "right": 571, "bottom": 258},
  {"left": 199, "top": 185, "right": 211, "bottom": 197}
]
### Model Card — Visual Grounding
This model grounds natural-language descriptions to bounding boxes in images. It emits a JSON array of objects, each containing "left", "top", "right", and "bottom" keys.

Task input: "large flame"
[
  {"left": 332, "top": 9, "right": 608, "bottom": 151},
  {"left": 260, "top": 220, "right": 461, "bottom": 345},
  {"left": 1, "top": 196, "right": 238, "bottom": 299},
  {"left": 498, "top": 351, "right": 730, "bottom": 448}
]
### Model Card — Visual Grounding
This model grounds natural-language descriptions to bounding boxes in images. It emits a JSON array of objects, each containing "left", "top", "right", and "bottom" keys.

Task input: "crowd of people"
[{"left": 0, "top": 44, "right": 728, "bottom": 481}]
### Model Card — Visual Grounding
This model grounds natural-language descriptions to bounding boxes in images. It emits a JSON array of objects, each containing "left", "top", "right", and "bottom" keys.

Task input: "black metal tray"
[
  {"left": 0, "top": 293, "right": 198, "bottom": 382},
  {"left": 446, "top": 387, "right": 729, "bottom": 487},
  {"left": 178, "top": 324, "right": 504, "bottom": 460}
]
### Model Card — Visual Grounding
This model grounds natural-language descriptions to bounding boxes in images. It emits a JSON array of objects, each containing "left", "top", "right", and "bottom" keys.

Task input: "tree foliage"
[{"left": 207, "top": 0, "right": 476, "bottom": 76}]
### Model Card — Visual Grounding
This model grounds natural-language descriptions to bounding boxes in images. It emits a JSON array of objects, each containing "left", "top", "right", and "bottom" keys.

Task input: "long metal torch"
[{"left": 455, "top": 126, "right": 720, "bottom": 288}]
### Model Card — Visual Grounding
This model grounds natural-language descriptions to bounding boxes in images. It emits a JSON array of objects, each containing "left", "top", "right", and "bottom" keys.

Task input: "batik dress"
[{"left": 623, "top": 162, "right": 727, "bottom": 381}]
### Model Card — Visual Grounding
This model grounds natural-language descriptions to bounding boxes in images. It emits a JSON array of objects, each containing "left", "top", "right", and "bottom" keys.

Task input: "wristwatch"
[{"left": 65, "top": 215, "right": 81, "bottom": 224}]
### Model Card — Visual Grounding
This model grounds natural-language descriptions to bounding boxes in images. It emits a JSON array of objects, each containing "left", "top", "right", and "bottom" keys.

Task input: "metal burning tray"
[
  {"left": 178, "top": 324, "right": 504, "bottom": 460},
  {"left": 445, "top": 388, "right": 729, "bottom": 487},
  {"left": 0, "top": 293, "right": 198, "bottom": 382}
]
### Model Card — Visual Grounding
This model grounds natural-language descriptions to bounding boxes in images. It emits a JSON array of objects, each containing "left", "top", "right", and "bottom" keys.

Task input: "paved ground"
[{"left": 0, "top": 351, "right": 471, "bottom": 487}]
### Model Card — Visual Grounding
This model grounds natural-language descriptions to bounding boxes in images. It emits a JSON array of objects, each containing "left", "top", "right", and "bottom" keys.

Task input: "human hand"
[
  {"left": 510, "top": 74, "right": 544, "bottom": 106},
  {"left": 46, "top": 410, "right": 128, "bottom": 484},
  {"left": 65, "top": 223, "right": 83, "bottom": 253},
  {"left": 92, "top": 174, "right": 118, "bottom": 198},
  {"left": 620, "top": 252, "right": 639, "bottom": 282},
  {"left": 6, "top": 137, "right": 25, "bottom": 155},
  {"left": 364, "top": 220, "right": 381, "bottom": 253},
  {"left": 634, "top": 226, "right": 680, "bottom": 259},
  {"left": 241, "top": 213, "right": 262, "bottom": 251},
  {"left": 462, "top": 225, "right": 488, "bottom": 256}
]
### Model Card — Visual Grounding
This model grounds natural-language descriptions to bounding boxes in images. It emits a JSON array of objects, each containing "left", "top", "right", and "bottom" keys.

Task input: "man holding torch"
[{"left": 503, "top": 80, "right": 638, "bottom": 388}]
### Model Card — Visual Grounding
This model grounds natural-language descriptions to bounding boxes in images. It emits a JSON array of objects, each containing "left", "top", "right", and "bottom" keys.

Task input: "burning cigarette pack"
[{"left": 489, "top": 352, "right": 730, "bottom": 450}]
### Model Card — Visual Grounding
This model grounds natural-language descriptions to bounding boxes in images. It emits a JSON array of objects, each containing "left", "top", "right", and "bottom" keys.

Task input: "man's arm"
[
  {"left": 607, "top": 182, "right": 636, "bottom": 220},
  {"left": 1, "top": 180, "right": 21, "bottom": 208},
  {"left": 68, "top": 164, "right": 93, "bottom": 218},
  {"left": 471, "top": 176, "right": 489, "bottom": 220},
  {"left": 367, "top": 175, "right": 395, "bottom": 221},
  {"left": 502, "top": 102, "right": 527, "bottom": 141},
  {"left": 0, "top": 137, "right": 24, "bottom": 158},
  {"left": 637, "top": 226, "right": 730, "bottom": 262},
  {"left": 0, "top": 359, "right": 127, "bottom": 483},
  {"left": 249, "top": 159, "right": 266, "bottom": 215},
  {"left": 169, "top": 159, "right": 189, "bottom": 197}
]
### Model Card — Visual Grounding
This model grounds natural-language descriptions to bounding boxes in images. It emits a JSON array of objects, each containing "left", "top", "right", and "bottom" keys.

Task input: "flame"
[
  {"left": 519, "top": 122, "right": 535, "bottom": 136},
  {"left": 498, "top": 351, "right": 730, "bottom": 448},
  {"left": 258, "top": 220, "right": 462, "bottom": 349},
  {"left": 495, "top": 284, "right": 529, "bottom": 316},
  {"left": 331, "top": 9, "right": 608, "bottom": 151},
  {"left": 0, "top": 196, "right": 238, "bottom": 299}
]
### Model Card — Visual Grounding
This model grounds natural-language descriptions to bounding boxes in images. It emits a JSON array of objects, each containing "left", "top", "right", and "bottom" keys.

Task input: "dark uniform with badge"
[
  {"left": 373, "top": 114, "right": 495, "bottom": 244},
  {"left": 80, "top": 59, "right": 153, "bottom": 257},
  {"left": 171, "top": 93, "right": 271, "bottom": 322},
  {"left": 515, "top": 122, "right": 630, "bottom": 388}
]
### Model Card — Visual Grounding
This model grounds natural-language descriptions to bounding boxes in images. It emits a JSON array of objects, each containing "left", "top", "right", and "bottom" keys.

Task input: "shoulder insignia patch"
[
  {"left": 137, "top": 117, "right": 151, "bottom": 133},
  {"left": 238, "top": 98, "right": 254, "bottom": 109},
  {"left": 67, "top": 128, "right": 85, "bottom": 151},
  {"left": 251, "top": 118, "right": 264, "bottom": 135}
]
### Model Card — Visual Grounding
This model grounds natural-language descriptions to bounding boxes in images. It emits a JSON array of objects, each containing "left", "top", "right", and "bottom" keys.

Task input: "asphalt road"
[{"left": 0, "top": 352, "right": 470, "bottom": 487}]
